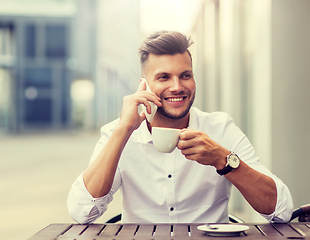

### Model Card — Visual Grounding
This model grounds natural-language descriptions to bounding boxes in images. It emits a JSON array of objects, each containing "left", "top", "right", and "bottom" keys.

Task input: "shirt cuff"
[
  {"left": 68, "top": 173, "right": 114, "bottom": 224},
  {"left": 260, "top": 176, "right": 294, "bottom": 223}
]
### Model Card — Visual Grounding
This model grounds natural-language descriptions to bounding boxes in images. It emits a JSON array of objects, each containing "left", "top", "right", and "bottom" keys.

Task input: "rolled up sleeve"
[
  {"left": 67, "top": 121, "right": 121, "bottom": 224},
  {"left": 67, "top": 172, "right": 120, "bottom": 224},
  {"left": 223, "top": 114, "right": 294, "bottom": 223},
  {"left": 260, "top": 176, "right": 294, "bottom": 223}
]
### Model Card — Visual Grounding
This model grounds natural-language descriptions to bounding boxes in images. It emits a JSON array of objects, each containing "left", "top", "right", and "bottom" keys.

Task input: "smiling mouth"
[{"left": 165, "top": 97, "right": 186, "bottom": 102}]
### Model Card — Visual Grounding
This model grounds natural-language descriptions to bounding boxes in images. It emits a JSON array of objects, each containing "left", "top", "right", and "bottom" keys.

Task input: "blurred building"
[
  {"left": 94, "top": 0, "right": 142, "bottom": 127},
  {"left": 0, "top": 0, "right": 78, "bottom": 133},
  {"left": 0, "top": 0, "right": 142, "bottom": 134}
]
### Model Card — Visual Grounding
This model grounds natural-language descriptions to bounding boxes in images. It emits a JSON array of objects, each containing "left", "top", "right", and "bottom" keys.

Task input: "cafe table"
[{"left": 28, "top": 222, "right": 310, "bottom": 240}]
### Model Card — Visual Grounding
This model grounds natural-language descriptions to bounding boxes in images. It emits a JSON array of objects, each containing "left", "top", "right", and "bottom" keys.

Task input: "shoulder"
[
  {"left": 99, "top": 118, "right": 120, "bottom": 137},
  {"left": 191, "top": 107, "right": 240, "bottom": 142},
  {"left": 192, "top": 108, "right": 246, "bottom": 151},
  {"left": 191, "top": 107, "right": 232, "bottom": 127}
]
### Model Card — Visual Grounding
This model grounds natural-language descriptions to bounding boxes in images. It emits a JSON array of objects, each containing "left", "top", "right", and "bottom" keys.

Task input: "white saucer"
[{"left": 197, "top": 224, "right": 249, "bottom": 237}]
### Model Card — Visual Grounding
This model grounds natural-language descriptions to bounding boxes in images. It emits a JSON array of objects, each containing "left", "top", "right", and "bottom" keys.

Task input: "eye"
[
  {"left": 157, "top": 74, "right": 169, "bottom": 81},
  {"left": 181, "top": 73, "right": 192, "bottom": 80}
]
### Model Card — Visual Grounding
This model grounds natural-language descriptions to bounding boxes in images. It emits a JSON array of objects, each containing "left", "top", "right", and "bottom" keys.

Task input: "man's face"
[{"left": 144, "top": 52, "right": 196, "bottom": 120}]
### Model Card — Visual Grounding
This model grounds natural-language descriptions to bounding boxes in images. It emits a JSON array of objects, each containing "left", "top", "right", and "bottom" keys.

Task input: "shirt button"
[
  {"left": 170, "top": 207, "right": 174, "bottom": 211},
  {"left": 168, "top": 174, "right": 172, "bottom": 178}
]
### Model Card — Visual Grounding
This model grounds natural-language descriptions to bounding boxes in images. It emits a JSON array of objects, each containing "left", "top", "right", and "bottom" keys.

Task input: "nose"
[{"left": 169, "top": 77, "right": 184, "bottom": 93}]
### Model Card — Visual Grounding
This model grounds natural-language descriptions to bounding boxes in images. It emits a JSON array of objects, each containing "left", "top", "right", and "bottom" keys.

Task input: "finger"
[
  {"left": 179, "top": 130, "right": 197, "bottom": 141},
  {"left": 153, "top": 97, "right": 162, "bottom": 108},
  {"left": 179, "top": 144, "right": 194, "bottom": 154},
  {"left": 136, "top": 96, "right": 150, "bottom": 107},
  {"left": 143, "top": 92, "right": 162, "bottom": 106},
  {"left": 138, "top": 97, "right": 153, "bottom": 114},
  {"left": 137, "top": 91, "right": 162, "bottom": 108},
  {"left": 181, "top": 150, "right": 198, "bottom": 161},
  {"left": 177, "top": 139, "right": 191, "bottom": 150},
  {"left": 180, "top": 145, "right": 205, "bottom": 162}
]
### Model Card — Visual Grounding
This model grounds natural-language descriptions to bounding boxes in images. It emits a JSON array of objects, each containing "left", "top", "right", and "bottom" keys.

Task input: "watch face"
[{"left": 228, "top": 154, "right": 240, "bottom": 168}]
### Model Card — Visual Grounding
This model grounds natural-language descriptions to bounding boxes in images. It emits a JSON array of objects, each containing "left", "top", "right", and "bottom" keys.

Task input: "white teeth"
[{"left": 167, "top": 97, "right": 183, "bottom": 102}]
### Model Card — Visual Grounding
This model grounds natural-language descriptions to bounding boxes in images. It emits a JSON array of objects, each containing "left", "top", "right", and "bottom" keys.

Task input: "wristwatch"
[{"left": 216, "top": 152, "right": 240, "bottom": 176}]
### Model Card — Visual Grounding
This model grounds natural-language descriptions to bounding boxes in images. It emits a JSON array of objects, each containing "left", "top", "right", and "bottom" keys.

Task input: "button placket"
[{"left": 165, "top": 150, "right": 178, "bottom": 222}]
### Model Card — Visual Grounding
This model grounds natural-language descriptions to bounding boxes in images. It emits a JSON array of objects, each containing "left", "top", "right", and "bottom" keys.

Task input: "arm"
[
  {"left": 83, "top": 123, "right": 134, "bottom": 197},
  {"left": 83, "top": 80, "right": 162, "bottom": 198},
  {"left": 177, "top": 129, "right": 277, "bottom": 215},
  {"left": 68, "top": 80, "right": 162, "bottom": 224},
  {"left": 224, "top": 160, "right": 277, "bottom": 215}
]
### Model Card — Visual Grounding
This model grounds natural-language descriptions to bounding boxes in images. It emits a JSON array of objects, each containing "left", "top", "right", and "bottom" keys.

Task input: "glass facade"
[
  {"left": 0, "top": 17, "right": 72, "bottom": 132},
  {"left": 25, "top": 99, "right": 52, "bottom": 123},
  {"left": 24, "top": 67, "right": 52, "bottom": 87},
  {"left": 45, "top": 25, "right": 67, "bottom": 58},
  {"left": 0, "top": 23, "right": 14, "bottom": 133},
  {"left": 24, "top": 24, "right": 36, "bottom": 58}
]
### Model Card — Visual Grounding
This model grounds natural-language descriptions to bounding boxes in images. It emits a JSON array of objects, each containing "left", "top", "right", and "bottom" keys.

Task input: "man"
[{"left": 68, "top": 31, "right": 293, "bottom": 224}]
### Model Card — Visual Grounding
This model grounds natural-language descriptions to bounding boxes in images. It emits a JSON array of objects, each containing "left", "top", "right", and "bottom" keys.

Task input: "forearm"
[
  {"left": 178, "top": 130, "right": 278, "bottom": 215},
  {"left": 226, "top": 161, "right": 277, "bottom": 215},
  {"left": 83, "top": 123, "right": 133, "bottom": 198}
]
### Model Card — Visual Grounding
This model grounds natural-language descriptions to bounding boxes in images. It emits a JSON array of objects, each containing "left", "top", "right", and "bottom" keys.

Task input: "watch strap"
[{"left": 216, "top": 165, "right": 234, "bottom": 175}]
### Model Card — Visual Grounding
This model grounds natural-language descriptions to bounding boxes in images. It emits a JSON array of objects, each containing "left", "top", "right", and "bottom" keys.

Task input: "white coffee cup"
[{"left": 152, "top": 127, "right": 181, "bottom": 153}]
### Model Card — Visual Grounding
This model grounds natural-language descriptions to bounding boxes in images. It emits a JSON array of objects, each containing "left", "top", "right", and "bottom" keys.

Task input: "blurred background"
[{"left": 0, "top": 0, "right": 310, "bottom": 239}]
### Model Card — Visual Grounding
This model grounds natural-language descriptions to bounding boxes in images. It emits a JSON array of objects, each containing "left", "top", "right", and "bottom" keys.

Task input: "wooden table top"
[{"left": 28, "top": 222, "right": 310, "bottom": 240}]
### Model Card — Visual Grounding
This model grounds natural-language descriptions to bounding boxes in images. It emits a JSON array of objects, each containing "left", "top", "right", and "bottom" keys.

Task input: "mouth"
[{"left": 164, "top": 96, "right": 186, "bottom": 102}]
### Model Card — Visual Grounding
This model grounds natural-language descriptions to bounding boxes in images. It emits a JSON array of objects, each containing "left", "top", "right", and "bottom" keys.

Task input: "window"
[
  {"left": 24, "top": 24, "right": 36, "bottom": 58},
  {"left": 24, "top": 67, "right": 52, "bottom": 88},
  {"left": 25, "top": 99, "right": 52, "bottom": 123},
  {"left": 45, "top": 25, "right": 67, "bottom": 58}
]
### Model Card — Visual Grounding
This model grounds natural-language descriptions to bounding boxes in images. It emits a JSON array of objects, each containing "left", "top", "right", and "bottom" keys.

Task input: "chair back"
[{"left": 290, "top": 204, "right": 310, "bottom": 222}]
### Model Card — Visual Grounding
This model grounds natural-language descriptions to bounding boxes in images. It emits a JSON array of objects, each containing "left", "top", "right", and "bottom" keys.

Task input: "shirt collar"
[
  {"left": 188, "top": 107, "right": 199, "bottom": 130},
  {"left": 139, "top": 120, "right": 153, "bottom": 144}
]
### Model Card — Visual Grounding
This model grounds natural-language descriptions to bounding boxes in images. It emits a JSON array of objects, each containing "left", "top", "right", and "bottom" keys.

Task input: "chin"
[{"left": 157, "top": 107, "right": 190, "bottom": 120}]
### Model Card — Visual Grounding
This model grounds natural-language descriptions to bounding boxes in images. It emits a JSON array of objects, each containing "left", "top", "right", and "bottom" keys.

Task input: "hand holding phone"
[{"left": 140, "top": 78, "right": 157, "bottom": 122}]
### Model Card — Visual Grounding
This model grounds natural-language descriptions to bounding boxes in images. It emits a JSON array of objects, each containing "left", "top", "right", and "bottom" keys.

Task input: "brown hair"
[{"left": 139, "top": 31, "right": 194, "bottom": 71}]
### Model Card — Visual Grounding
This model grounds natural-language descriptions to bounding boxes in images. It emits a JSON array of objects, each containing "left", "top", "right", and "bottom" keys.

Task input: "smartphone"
[{"left": 141, "top": 78, "right": 157, "bottom": 122}]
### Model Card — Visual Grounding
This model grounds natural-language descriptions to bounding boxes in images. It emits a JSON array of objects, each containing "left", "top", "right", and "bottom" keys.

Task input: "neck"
[{"left": 147, "top": 113, "right": 190, "bottom": 132}]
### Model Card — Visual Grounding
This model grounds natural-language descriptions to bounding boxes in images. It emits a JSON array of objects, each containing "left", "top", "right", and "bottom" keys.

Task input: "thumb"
[
  {"left": 133, "top": 111, "right": 146, "bottom": 127},
  {"left": 139, "top": 111, "right": 146, "bottom": 121},
  {"left": 137, "top": 78, "right": 147, "bottom": 92}
]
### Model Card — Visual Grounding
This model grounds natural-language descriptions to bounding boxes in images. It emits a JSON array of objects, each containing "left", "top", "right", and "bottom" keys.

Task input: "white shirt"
[{"left": 67, "top": 107, "right": 293, "bottom": 224}]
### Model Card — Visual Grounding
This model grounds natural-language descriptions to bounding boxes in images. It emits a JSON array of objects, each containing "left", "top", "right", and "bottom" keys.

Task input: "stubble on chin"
[{"left": 157, "top": 95, "right": 195, "bottom": 120}]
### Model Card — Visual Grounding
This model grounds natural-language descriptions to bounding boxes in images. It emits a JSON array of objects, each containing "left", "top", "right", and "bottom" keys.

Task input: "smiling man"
[
  {"left": 144, "top": 52, "right": 195, "bottom": 128},
  {"left": 68, "top": 31, "right": 293, "bottom": 224}
]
